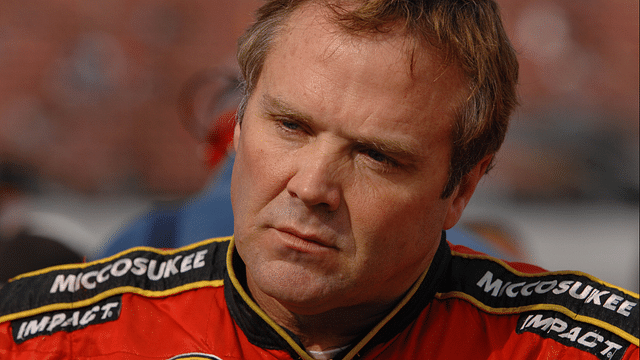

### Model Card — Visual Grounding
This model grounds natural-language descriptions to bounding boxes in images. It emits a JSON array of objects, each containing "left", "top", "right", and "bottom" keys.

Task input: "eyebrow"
[
  {"left": 260, "top": 93, "right": 422, "bottom": 165},
  {"left": 261, "top": 94, "right": 312, "bottom": 124}
]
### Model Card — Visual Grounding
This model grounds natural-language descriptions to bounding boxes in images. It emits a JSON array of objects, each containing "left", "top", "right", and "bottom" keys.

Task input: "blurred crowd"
[
  {"left": 0, "top": 0, "right": 257, "bottom": 195},
  {"left": 497, "top": 0, "right": 638, "bottom": 203},
  {"left": 0, "top": 0, "right": 638, "bottom": 284}
]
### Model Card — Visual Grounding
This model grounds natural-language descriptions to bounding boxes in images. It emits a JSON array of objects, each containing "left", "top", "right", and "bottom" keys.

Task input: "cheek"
[
  {"left": 232, "top": 127, "right": 289, "bottom": 214},
  {"left": 348, "top": 185, "right": 448, "bottom": 253}
]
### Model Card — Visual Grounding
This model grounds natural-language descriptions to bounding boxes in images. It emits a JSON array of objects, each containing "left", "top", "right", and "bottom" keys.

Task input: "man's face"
[{"left": 231, "top": 5, "right": 478, "bottom": 315}]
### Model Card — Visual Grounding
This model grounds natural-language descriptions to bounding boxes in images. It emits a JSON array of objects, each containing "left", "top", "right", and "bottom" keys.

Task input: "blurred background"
[{"left": 0, "top": 0, "right": 637, "bottom": 292}]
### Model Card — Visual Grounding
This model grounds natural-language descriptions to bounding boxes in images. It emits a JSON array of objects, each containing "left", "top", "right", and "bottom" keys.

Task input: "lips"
[{"left": 273, "top": 226, "right": 337, "bottom": 252}]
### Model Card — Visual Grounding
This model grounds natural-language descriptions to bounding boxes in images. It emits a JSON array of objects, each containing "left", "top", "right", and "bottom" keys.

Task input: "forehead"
[{"left": 257, "top": 3, "right": 467, "bottom": 141}]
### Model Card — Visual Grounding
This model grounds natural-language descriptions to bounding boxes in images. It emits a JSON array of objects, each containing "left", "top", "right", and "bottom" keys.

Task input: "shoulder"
[
  {"left": 438, "top": 244, "right": 639, "bottom": 358},
  {"left": 0, "top": 236, "right": 232, "bottom": 325}
]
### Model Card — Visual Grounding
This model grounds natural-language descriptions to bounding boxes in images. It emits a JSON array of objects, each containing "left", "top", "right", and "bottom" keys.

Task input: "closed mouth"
[{"left": 275, "top": 227, "right": 337, "bottom": 250}]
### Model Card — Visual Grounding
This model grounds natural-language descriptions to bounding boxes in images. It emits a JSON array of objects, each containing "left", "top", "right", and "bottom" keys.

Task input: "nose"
[{"left": 286, "top": 145, "right": 341, "bottom": 212}]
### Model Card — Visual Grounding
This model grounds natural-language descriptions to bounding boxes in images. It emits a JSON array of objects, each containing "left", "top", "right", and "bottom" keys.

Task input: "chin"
[{"left": 252, "top": 261, "right": 339, "bottom": 307}]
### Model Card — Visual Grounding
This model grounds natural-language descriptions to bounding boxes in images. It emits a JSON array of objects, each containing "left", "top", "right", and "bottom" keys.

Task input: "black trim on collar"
[
  {"left": 225, "top": 249, "right": 306, "bottom": 356},
  {"left": 225, "top": 232, "right": 451, "bottom": 359},
  {"left": 356, "top": 231, "right": 451, "bottom": 355}
]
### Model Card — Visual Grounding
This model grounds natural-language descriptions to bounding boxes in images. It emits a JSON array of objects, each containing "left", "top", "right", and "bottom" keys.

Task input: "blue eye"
[{"left": 281, "top": 120, "right": 300, "bottom": 131}]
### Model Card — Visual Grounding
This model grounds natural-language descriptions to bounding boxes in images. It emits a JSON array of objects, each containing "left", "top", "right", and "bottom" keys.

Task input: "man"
[{"left": 0, "top": 1, "right": 637, "bottom": 359}]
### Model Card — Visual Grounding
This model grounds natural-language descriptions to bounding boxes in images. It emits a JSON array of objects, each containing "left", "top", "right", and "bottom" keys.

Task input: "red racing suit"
[{"left": 0, "top": 233, "right": 638, "bottom": 359}]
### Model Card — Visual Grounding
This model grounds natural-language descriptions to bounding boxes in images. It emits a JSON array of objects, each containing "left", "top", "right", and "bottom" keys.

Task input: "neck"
[{"left": 246, "top": 272, "right": 400, "bottom": 352}]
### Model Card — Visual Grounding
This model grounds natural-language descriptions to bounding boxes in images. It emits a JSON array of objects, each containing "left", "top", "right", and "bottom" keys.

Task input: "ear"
[
  {"left": 442, "top": 154, "right": 493, "bottom": 230},
  {"left": 233, "top": 121, "right": 241, "bottom": 152}
]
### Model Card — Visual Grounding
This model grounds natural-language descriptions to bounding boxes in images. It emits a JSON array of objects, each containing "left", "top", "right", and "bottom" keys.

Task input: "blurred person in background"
[
  {"left": 0, "top": 1, "right": 636, "bottom": 359},
  {"left": 0, "top": 1, "right": 261, "bottom": 260},
  {"left": 93, "top": 68, "right": 240, "bottom": 257},
  {"left": 0, "top": 162, "right": 82, "bottom": 286}
]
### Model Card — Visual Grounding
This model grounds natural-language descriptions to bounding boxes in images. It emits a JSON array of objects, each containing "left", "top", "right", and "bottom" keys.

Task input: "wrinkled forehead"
[
  {"left": 276, "top": 1, "right": 466, "bottom": 88},
  {"left": 259, "top": 3, "right": 469, "bottom": 142}
]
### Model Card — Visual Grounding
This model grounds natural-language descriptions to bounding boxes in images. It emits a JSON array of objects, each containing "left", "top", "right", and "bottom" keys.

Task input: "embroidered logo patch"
[
  {"left": 440, "top": 254, "right": 639, "bottom": 342},
  {"left": 12, "top": 295, "right": 122, "bottom": 344},
  {"left": 517, "top": 311, "right": 631, "bottom": 360}
]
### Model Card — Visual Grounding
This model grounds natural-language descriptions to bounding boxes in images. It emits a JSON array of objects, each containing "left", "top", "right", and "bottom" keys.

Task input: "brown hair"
[{"left": 237, "top": 0, "right": 519, "bottom": 198}]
